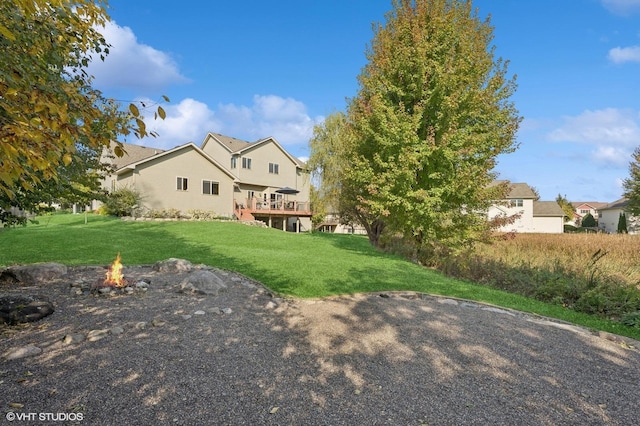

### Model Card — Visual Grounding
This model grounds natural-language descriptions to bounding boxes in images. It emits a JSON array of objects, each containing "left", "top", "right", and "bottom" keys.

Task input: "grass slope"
[{"left": 1, "top": 213, "right": 639, "bottom": 340}]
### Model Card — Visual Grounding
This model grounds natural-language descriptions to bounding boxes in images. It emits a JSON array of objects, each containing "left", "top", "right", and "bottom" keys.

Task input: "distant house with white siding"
[
  {"left": 598, "top": 198, "right": 638, "bottom": 234},
  {"left": 487, "top": 181, "right": 564, "bottom": 233}
]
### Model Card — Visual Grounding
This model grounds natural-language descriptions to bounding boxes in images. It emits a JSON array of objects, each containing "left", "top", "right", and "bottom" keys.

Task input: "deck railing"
[{"left": 236, "top": 198, "right": 311, "bottom": 216}]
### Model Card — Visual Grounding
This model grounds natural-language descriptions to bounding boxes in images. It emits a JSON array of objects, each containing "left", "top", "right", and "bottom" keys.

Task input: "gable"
[
  {"left": 114, "top": 142, "right": 236, "bottom": 181},
  {"left": 237, "top": 137, "right": 304, "bottom": 168},
  {"left": 201, "top": 132, "right": 252, "bottom": 153}
]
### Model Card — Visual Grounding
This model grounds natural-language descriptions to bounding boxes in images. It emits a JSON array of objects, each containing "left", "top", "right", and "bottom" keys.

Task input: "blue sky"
[{"left": 89, "top": 0, "right": 640, "bottom": 203}]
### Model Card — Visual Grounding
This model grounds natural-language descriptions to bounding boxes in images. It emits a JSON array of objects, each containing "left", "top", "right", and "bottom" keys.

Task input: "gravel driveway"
[{"left": 1, "top": 264, "right": 639, "bottom": 425}]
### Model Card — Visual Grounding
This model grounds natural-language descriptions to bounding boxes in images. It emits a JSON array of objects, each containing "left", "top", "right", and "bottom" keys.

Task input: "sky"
[{"left": 88, "top": 0, "right": 640, "bottom": 203}]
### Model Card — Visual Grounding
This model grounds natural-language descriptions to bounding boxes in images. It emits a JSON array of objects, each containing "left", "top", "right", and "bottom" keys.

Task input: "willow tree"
[
  {"left": 347, "top": 0, "right": 520, "bottom": 250},
  {"left": 308, "top": 111, "right": 385, "bottom": 242},
  {"left": 0, "top": 0, "right": 166, "bottom": 201}
]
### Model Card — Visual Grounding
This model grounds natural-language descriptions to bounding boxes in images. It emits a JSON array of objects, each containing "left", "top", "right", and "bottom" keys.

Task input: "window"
[
  {"left": 242, "top": 157, "right": 252, "bottom": 169},
  {"left": 231, "top": 157, "right": 237, "bottom": 169},
  {"left": 202, "top": 180, "right": 219, "bottom": 195},
  {"left": 580, "top": 209, "right": 590, "bottom": 215},
  {"left": 177, "top": 177, "right": 188, "bottom": 191},
  {"left": 509, "top": 199, "right": 523, "bottom": 207},
  {"left": 269, "top": 163, "right": 279, "bottom": 174}
]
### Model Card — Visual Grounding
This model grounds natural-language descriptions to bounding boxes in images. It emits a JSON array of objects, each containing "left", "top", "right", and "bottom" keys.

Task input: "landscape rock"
[
  {"left": 0, "top": 294, "right": 55, "bottom": 325},
  {"left": 3, "top": 345, "right": 42, "bottom": 360},
  {"left": 178, "top": 270, "right": 227, "bottom": 295},
  {"left": 152, "top": 258, "right": 193, "bottom": 274},
  {"left": 0, "top": 263, "right": 67, "bottom": 285}
]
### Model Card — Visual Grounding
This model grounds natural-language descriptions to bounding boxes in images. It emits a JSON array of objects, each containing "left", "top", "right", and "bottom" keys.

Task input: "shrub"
[
  {"left": 103, "top": 187, "right": 141, "bottom": 217},
  {"left": 622, "top": 311, "right": 640, "bottom": 328},
  {"left": 186, "top": 209, "right": 219, "bottom": 220},
  {"left": 146, "top": 208, "right": 182, "bottom": 219},
  {"left": 581, "top": 213, "right": 597, "bottom": 228}
]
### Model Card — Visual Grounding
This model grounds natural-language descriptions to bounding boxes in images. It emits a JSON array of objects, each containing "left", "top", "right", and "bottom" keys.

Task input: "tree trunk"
[{"left": 365, "top": 219, "right": 386, "bottom": 247}]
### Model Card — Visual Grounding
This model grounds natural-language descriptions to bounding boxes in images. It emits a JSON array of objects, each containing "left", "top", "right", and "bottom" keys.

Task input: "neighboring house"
[
  {"left": 487, "top": 181, "right": 564, "bottom": 233},
  {"left": 100, "top": 133, "right": 312, "bottom": 232},
  {"left": 598, "top": 198, "right": 638, "bottom": 234},
  {"left": 315, "top": 212, "right": 367, "bottom": 235},
  {"left": 570, "top": 201, "right": 608, "bottom": 226}
]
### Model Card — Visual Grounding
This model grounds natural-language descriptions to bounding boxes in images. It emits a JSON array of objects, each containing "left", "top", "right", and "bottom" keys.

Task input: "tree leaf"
[
  {"left": 129, "top": 103, "right": 140, "bottom": 117},
  {"left": 157, "top": 106, "right": 166, "bottom": 119}
]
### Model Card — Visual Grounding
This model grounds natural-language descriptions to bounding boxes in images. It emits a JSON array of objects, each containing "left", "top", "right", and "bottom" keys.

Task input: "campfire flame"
[{"left": 104, "top": 253, "right": 127, "bottom": 287}]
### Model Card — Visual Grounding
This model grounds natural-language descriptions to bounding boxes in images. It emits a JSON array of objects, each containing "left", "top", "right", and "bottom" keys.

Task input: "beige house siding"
[
  {"left": 115, "top": 145, "right": 236, "bottom": 217},
  {"left": 237, "top": 141, "right": 300, "bottom": 188},
  {"left": 201, "top": 133, "right": 239, "bottom": 170}
]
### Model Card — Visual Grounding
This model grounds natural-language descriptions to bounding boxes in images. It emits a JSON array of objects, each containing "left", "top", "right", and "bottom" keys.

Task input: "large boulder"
[
  {"left": 152, "top": 258, "right": 193, "bottom": 274},
  {"left": 178, "top": 270, "right": 227, "bottom": 295},
  {"left": 0, "top": 294, "right": 55, "bottom": 325},
  {"left": 0, "top": 263, "right": 67, "bottom": 285}
]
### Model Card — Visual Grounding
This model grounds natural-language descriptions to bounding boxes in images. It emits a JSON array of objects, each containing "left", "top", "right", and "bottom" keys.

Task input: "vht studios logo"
[{"left": 6, "top": 412, "right": 84, "bottom": 422}]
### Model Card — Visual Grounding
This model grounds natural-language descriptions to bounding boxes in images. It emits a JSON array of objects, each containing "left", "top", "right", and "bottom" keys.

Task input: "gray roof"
[
  {"left": 600, "top": 198, "right": 629, "bottom": 211},
  {"left": 104, "top": 141, "right": 165, "bottom": 169},
  {"left": 533, "top": 201, "right": 565, "bottom": 217},
  {"left": 209, "top": 133, "right": 252, "bottom": 152},
  {"left": 505, "top": 182, "right": 538, "bottom": 199}
]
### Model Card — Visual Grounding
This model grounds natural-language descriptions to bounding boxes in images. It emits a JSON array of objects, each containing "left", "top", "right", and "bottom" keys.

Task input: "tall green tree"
[
  {"left": 623, "top": 147, "right": 640, "bottom": 216},
  {"left": 346, "top": 0, "right": 520, "bottom": 249},
  {"left": 617, "top": 212, "right": 628, "bottom": 234},
  {"left": 0, "top": 0, "right": 166, "bottom": 200},
  {"left": 555, "top": 194, "right": 575, "bottom": 222}
]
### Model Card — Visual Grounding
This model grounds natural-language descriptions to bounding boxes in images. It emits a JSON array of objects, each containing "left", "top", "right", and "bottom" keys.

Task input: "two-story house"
[
  {"left": 487, "top": 181, "right": 564, "bottom": 233},
  {"left": 570, "top": 201, "right": 608, "bottom": 226},
  {"left": 101, "top": 132, "right": 312, "bottom": 232}
]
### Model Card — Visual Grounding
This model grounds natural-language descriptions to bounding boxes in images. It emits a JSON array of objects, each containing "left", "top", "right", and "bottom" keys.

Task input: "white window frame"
[
  {"left": 202, "top": 180, "right": 219, "bottom": 196},
  {"left": 231, "top": 157, "right": 237, "bottom": 169},
  {"left": 177, "top": 176, "right": 188, "bottom": 191},
  {"left": 269, "top": 162, "right": 279, "bottom": 174},
  {"left": 242, "top": 157, "right": 252, "bottom": 169}
]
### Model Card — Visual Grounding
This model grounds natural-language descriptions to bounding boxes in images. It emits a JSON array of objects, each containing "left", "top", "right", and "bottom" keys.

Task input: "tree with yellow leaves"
[{"left": 0, "top": 0, "right": 166, "bottom": 204}]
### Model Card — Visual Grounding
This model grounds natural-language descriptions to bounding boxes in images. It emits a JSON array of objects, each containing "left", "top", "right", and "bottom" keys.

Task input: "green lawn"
[{"left": 2, "top": 213, "right": 639, "bottom": 341}]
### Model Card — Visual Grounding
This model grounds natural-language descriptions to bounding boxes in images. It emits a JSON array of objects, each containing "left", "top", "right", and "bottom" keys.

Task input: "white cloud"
[
  {"left": 136, "top": 98, "right": 221, "bottom": 149},
  {"left": 602, "top": 0, "right": 640, "bottom": 15},
  {"left": 216, "top": 95, "right": 324, "bottom": 146},
  {"left": 137, "top": 95, "right": 322, "bottom": 152},
  {"left": 87, "top": 20, "right": 189, "bottom": 91},
  {"left": 547, "top": 108, "right": 640, "bottom": 167},
  {"left": 608, "top": 46, "right": 640, "bottom": 64},
  {"left": 592, "top": 145, "right": 630, "bottom": 167}
]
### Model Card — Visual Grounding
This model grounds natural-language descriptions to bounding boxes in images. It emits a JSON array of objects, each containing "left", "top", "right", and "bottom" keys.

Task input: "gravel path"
[{"left": 1, "top": 264, "right": 639, "bottom": 425}]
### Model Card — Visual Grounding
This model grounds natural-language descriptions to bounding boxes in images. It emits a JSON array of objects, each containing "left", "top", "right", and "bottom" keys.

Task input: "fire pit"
[{"left": 82, "top": 253, "right": 150, "bottom": 296}]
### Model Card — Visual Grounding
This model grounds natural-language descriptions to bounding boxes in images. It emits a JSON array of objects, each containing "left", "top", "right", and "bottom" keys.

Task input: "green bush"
[
  {"left": 103, "top": 187, "right": 141, "bottom": 217},
  {"left": 581, "top": 213, "right": 597, "bottom": 228},
  {"left": 622, "top": 311, "right": 640, "bottom": 328}
]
